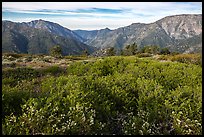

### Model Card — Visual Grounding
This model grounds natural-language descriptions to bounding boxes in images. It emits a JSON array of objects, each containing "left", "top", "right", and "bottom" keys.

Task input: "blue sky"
[{"left": 2, "top": 2, "right": 202, "bottom": 30}]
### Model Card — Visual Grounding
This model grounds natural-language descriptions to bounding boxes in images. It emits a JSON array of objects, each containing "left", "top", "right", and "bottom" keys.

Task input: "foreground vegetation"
[{"left": 2, "top": 53, "right": 202, "bottom": 135}]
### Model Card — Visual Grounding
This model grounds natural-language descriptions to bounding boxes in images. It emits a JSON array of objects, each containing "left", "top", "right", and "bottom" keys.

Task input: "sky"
[{"left": 2, "top": 2, "right": 202, "bottom": 30}]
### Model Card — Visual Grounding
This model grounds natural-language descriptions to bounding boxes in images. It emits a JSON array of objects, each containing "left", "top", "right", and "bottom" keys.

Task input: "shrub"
[
  {"left": 2, "top": 78, "right": 17, "bottom": 87},
  {"left": 2, "top": 56, "right": 202, "bottom": 135},
  {"left": 2, "top": 67, "right": 40, "bottom": 81},
  {"left": 39, "top": 65, "right": 64, "bottom": 76},
  {"left": 140, "top": 45, "right": 159, "bottom": 55},
  {"left": 170, "top": 54, "right": 202, "bottom": 65},
  {"left": 2, "top": 84, "right": 33, "bottom": 119},
  {"left": 158, "top": 54, "right": 202, "bottom": 66},
  {"left": 50, "top": 45, "right": 62, "bottom": 58},
  {"left": 159, "top": 47, "right": 171, "bottom": 55},
  {"left": 136, "top": 53, "right": 152, "bottom": 58},
  {"left": 122, "top": 43, "right": 138, "bottom": 56},
  {"left": 64, "top": 56, "right": 88, "bottom": 61}
]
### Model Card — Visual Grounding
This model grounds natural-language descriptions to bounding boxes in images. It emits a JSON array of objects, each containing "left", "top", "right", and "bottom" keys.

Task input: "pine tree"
[{"left": 122, "top": 43, "right": 138, "bottom": 56}]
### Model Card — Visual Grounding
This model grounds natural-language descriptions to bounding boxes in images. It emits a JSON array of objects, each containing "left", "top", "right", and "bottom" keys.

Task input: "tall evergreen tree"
[{"left": 123, "top": 43, "right": 138, "bottom": 56}]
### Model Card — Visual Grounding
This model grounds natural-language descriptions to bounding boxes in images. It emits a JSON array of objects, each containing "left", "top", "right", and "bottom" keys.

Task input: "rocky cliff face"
[{"left": 156, "top": 14, "right": 202, "bottom": 39}]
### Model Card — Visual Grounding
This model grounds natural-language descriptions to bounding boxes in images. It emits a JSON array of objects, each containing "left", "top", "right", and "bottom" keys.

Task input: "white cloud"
[{"left": 3, "top": 2, "right": 202, "bottom": 12}]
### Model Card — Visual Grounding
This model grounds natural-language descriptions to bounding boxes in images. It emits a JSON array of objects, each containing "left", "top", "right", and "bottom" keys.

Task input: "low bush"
[
  {"left": 170, "top": 54, "right": 202, "bottom": 66},
  {"left": 136, "top": 53, "right": 152, "bottom": 58},
  {"left": 2, "top": 67, "right": 40, "bottom": 81},
  {"left": 64, "top": 55, "right": 88, "bottom": 61},
  {"left": 2, "top": 56, "right": 202, "bottom": 135},
  {"left": 39, "top": 65, "right": 65, "bottom": 76},
  {"left": 157, "top": 54, "right": 202, "bottom": 66},
  {"left": 2, "top": 84, "right": 32, "bottom": 119},
  {"left": 2, "top": 78, "right": 17, "bottom": 87}
]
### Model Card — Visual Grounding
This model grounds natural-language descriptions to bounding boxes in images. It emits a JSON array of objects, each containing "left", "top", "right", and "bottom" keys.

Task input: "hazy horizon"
[{"left": 2, "top": 2, "right": 202, "bottom": 30}]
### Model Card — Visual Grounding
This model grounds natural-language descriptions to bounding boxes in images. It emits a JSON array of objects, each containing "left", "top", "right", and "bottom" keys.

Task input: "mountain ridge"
[
  {"left": 2, "top": 14, "right": 202, "bottom": 55},
  {"left": 2, "top": 20, "right": 94, "bottom": 55},
  {"left": 74, "top": 14, "right": 202, "bottom": 53},
  {"left": 22, "top": 19, "right": 84, "bottom": 42}
]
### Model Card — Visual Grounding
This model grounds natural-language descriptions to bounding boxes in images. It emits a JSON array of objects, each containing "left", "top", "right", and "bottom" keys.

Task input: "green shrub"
[
  {"left": 50, "top": 45, "right": 62, "bottom": 58},
  {"left": 2, "top": 85, "right": 31, "bottom": 119},
  {"left": 64, "top": 55, "right": 88, "bottom": 61},
  {"left": 2, "top": 78, "right": 17, "bottom": 87},
  {"left": 40, "top": 65, "right": 64, "bottom": 76},
  {"left": 2, "top": 67, "right": 40, "bottom": 81},
  {"left": 159, "top": 47, "right": 171, "bottom": 55},
  {"left": 2, "top": 56, "right": 202, "bottom": 135},
  {"left": 157, "top": 54, "right": 202, "bottom": 66},
  {"left": 170, "top": 54, "right": 202, "bottom": 66},
  {"left": 136, "top": 53, "right": 152, "bottom": 58}
]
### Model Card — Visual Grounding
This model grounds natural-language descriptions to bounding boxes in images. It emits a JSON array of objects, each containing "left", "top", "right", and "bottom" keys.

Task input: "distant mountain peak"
[
  {"left": 103, "top": 27, "right": 111, "bottom": 30},
  {"left": 19, "top": 19, "right": 84, "bottom": 42},
  {"left": 26, "top": 19, "right": 58, "bottom": 27},
  {"left": 99, "top": 27, "right": 112, "bottom": 32}
]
